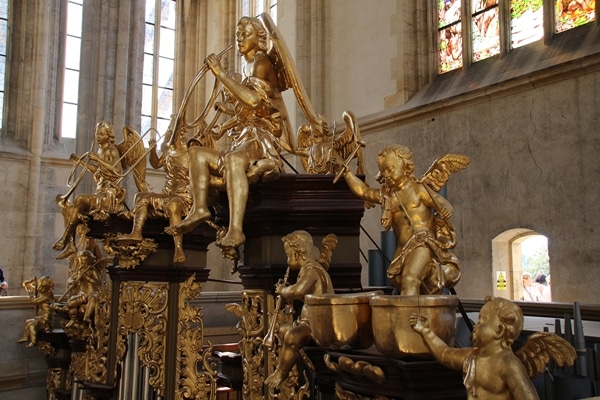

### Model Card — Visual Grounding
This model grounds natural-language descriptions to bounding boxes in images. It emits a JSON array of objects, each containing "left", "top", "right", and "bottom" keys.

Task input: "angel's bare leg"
[
  {"left": 215, "top": 151, "right": 249, "bottom": 249},
  {"left": 165, "top": 147, "right": 216, "bottom": 236}
]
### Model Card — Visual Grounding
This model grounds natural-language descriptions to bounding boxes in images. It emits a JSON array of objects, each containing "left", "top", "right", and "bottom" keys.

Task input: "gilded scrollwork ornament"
[{"left": 104, "top": 235, "right": 158, "bottom": 269}]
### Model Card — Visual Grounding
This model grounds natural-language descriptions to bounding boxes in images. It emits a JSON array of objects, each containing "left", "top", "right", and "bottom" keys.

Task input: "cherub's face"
[
  {"left": 283, "top": 241, "right": 302, "bottom": 271},
  {"left": 95, "top": 126, "right": 110, "bottom": 144},
  {"left": 471, "top": 302, "right": 501, "bottom": 347},
  {"left": 376, "top": 152, "right": 406, "bottom": 187},
  {"left": 236, "top": 23, "right": 259, "bottom": 55}
]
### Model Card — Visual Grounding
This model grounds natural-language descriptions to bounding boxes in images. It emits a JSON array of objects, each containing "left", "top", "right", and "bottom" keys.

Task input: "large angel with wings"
[
  {"left": 340, "top": 145, "right": 469, "bottom": 295},
  {"left": 411, "top": 296, "right": 576, "bottom": 400},
  {"left": 53, "top": 121, "right": 148, "bottom": 259}
]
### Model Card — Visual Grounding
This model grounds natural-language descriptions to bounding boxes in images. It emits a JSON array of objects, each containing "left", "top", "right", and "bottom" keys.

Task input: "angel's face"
[
  {"left": 376, "top": 153, "right": 406, "bottom": 187},
  {"left": 471, "top": 302, "right": 501, "bottom": 347},
  {"left": 237, "top": 23, "right": 259, "bottom": 55}
]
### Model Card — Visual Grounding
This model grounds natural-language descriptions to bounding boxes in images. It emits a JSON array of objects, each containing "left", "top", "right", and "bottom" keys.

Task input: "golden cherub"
[
  {"left": 341, "top": 145, "right": 469, "bottom": 295},
  {"left": 410, "top": 296, "right": 576, "bottom": 399}
]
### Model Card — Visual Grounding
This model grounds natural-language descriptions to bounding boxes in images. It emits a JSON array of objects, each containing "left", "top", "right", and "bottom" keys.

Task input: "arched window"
[
  {"left": 61, "top": 0, "right": 84, "bottom": 138},
  {"left": 492, "top": 229, "right": 551, "bottom": 301}
]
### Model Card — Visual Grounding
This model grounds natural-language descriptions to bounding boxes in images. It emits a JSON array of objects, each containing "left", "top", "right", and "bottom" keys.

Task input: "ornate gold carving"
[
  {"left": 226, "top": 290, "right": 266, "bottom": 400},
  {"left": 323, "top": 354, "right": 385, "bottom": 384},
  {"left": 335, "top": 384, "right": 390, "bottom": 400},
  {"left": 176, "top": 275, "right": 219, "bottom": 400},
  {"left": 118, "top": 281, "right": 169, "bottom": 396},
  {"left": 37, "top": 341, "right": 56, "bottom": 357},
  {"left": 104, "top": 235, "right": 158, "bottom": 269}
]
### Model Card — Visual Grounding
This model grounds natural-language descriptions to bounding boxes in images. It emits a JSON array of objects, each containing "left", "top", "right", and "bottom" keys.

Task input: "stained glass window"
[
  {"left": 511, "top": 0, "right": 544, "bottom": 48},
  {"left": 472, "top": 0, "right": 500, "bottom": 62},
  {"left": 555, "top": 0, "right": 596, "bottom": 33},
  {"left": 438, "top": 0, "right": 463, "bottom": 74}
]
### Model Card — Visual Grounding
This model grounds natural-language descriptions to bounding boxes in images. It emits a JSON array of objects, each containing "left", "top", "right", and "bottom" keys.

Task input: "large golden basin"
[
  {"left": 369, "top": 294, "right": 458, "bottom": 358},
  {"left": 305, "top": 291, "right": 383, "bottom": 350}
]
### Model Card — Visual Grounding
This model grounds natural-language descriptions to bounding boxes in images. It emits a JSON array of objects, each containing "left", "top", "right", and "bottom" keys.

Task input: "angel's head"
[
  {"left": 473, "top": 296, "right": 523, "bottom": 350},
  {"left": 376, "top": 146, "right": 415, "bottom": 186},
  {"left": 237, "top": 17, "right": 268, "bottom": 56},
  {"left": 282, "top": 230, "right": 320, "bottom": 269},
  {"left": 94, "top": 121, "right": 115, "bottom": 144}
]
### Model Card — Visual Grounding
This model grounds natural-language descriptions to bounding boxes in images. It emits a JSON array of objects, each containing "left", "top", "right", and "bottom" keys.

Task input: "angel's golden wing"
[
  {"left": 116, "top": 126, "right": 150, "bottom": 192},
  {"left": 515, "top": 332, "right": 576, "bottom": 378},
  {"left": 418, "top": 154, "right": 470, "bottom": 191},
  {"left": 225, "top": 302, "right": 244, "bottom": 318},
  {"left": 318, "top": 233, "right": 339, "bottom": 270},
  {"left": 334, "top": 111, "right": 365, "bottom": 175}
]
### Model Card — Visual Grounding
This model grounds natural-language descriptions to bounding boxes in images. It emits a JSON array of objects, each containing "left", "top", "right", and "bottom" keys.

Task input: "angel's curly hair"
[
  {"left": 484, "top": 296, "right": 524, "bottom": 349},
  {"left": 282, "top": 230, "right": 320, "bottom": 262},
  {"left": 378, "top": 146, "right": 415, "bottom": 178},
  {"left": 238, "top": 17, "right": 269, "bottom": 54},
  {"left": 95, "top": 121, "right": 115, "bottom": 141}
]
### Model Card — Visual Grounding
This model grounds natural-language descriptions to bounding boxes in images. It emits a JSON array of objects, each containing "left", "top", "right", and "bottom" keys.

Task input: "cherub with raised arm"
[
  {"left": 53, "top": 121, "right": 148, "bottom": 259},
  {"left": 117, "top": 122, "right": 192, "bottom": 264},
  {"left": 17, "top": 276, "right": 55, "bottom": 347},
  {"left": 264, "top": 231, "right": 337, "bottom": 389},
  {"left": 165, "top": 16, "right": 292, "bottom": 256},
  {"left": 410, "top": 296, "right": 576, "bottom": 400},
  {"left": 340, "top": 145, "right": 469, "bottom": 295}
]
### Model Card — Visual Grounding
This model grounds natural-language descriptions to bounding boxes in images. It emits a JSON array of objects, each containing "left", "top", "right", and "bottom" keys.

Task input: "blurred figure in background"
[{"left": 534, "top": 273, "right": 552, "bottom": 302}]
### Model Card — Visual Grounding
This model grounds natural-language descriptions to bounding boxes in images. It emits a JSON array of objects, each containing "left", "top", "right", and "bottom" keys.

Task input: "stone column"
[{"left": 76, "top": 0, "right": 145, "bottom": 194}]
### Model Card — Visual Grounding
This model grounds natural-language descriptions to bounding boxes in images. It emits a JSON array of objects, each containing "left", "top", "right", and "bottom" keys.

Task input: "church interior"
[{"left": 1, "top": 0, "right": 599, "bottom": 399}]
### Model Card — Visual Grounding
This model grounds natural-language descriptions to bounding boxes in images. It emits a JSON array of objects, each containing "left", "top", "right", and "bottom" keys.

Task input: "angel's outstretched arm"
[
  {"left": 410, "top": 313, "right": 467, "bottom": 371},
  {"left": 342, "top": 168, "right": 380, "bottom": 204}
]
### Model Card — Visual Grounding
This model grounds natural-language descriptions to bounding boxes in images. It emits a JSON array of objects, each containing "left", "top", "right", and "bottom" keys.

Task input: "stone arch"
[{"left": 491, "top": 228, "right": 550, "bottom": 301}]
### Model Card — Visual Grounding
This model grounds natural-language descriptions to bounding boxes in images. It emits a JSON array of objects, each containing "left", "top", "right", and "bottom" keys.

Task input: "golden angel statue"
[
  {"left": 410, "top": 296, "right": 576, "bottom": 400},
  {"left": 53, "top": 121, "right": 149, "bottom": 259},
  {"left": 116, "top": 120, "right": 193, "bottom": 264},
  {"left": 165, "top": 13, "right": 338, "bottom": 262},
  {"left": 340, "top": 145, "right": 469, "bottom": 295},
  {"left": 264, "top": 231, "right": 337, "bottom": 390},
  {"left": 17, "top": 276, "right": 55, "bottom": 347}
]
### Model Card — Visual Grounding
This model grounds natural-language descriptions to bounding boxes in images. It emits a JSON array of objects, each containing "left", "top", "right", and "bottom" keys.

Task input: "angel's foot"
[
  {"left": 17, "top": 336, "right": 29, "bottom": 343},
  {"left": 173, "top": 245, "right": 186, "bottom": 264},
  {"left": 216, "top": 229, "right": 245, "bottom": 250},
  {"left": 56, "top": 241, "right": 77, "bottom": 260},
  {"left": 116, "top": 232, "right": 143, "bottom": 245},
  {"left": 26, "top": 342, "right": 36, "bottom": 348},
  {"left": 264, "top": 369, "right": 286, "bottom": 390},
  {"left": 165, "top": 209, "right": 211, "bottom": 236},
  {"left": 52, "top": 235, "right": 68, "bottom": 251}
]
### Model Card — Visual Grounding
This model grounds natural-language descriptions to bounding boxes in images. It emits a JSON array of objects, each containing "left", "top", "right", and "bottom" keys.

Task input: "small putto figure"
[{"left": 340, "top": 145, "right": 469, "bottom": 295}]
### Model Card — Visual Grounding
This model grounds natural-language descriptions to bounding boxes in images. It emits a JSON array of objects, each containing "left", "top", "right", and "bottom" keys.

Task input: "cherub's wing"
[
  {"left": 417, "top": 154, "right": 470, "bottom": 191},
  {"left": 334, "top": 110, "right": 365, "bottom": 175},
  {"left": 318, "top": 233, "right": 339, "bottom": 270},
  {"left": 117, "top": 126, "right": 150, "bottom": 192},
  {"left": 515, "top": 332, "right": 576, "bottom": 378}
]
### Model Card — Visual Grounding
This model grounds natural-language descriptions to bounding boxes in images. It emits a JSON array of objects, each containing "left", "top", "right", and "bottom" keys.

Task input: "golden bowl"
[
  {"left": 305, "top": 290, "right": 383, "bottom": 350},
  {"left": 369, "top": 294, "right": 458, "bottom": 358}
]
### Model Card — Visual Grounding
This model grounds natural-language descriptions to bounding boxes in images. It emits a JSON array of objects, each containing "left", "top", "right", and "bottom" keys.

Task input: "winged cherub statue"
[
  {"left": 53, "top": 121, "right": 149, "bottom": 259},
  {"left": 410, "top": 296, "right": 576, "bottom": 400},
  {"left": 340, "top": 145, "right": 469, "bottom": 295}
]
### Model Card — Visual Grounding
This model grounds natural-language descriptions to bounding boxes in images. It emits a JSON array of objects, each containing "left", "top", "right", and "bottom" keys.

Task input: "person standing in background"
[
  {"left": 0, "top": 267, "right": 7, "bottom": 296},
  {"left": 521, "top": 272, "right": 542, "bottom": 301},
  {"left": 534, "top": 273, "right": 552, "bottom": 302}
]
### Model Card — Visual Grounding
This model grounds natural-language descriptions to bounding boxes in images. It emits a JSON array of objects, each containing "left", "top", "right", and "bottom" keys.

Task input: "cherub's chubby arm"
[
  {"left": 277, "top": 269, "right": 319, "bottom": 302},
  {"left": 502, "top": 355, "right": 539, "bottom": 400},
  {"left": 341, "top": 168, "right": 381, "bottom": 205},
  {"left": 410, "top": 313, "right": 468, "bottom": 371}
]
